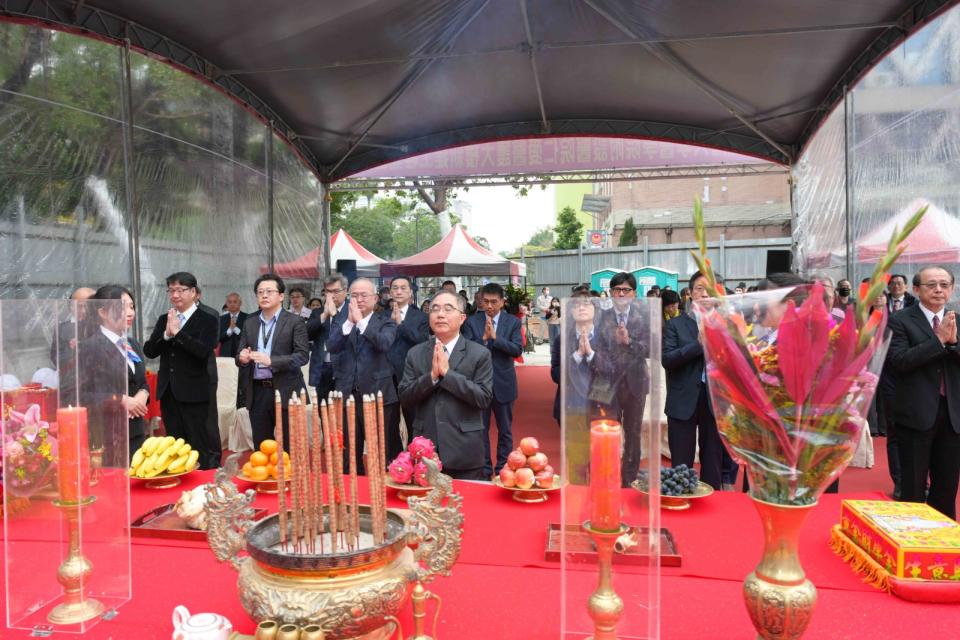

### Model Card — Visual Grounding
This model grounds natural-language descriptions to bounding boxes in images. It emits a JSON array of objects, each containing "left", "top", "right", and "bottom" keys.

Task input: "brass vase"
[{"left": 743, "top": 498, "right": 817, "bottom": 640}]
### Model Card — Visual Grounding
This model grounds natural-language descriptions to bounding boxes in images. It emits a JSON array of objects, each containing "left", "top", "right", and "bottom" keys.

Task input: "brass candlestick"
[
  {"left": 48, "top": 496, "right": 104, "bottom": 625},
  {"left": 407, "top": 581, "right": 441, "bottom": 640},
  {"left": 583, "top": 521, "right": 629, "bottom": 640},
  {"left": 89, "top": 447, "right": 104, "bottom": 487}
]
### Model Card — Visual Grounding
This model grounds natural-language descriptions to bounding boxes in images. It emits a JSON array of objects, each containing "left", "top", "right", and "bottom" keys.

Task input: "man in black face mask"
[{"left": 835, "top": 279, "right": 853, "bottom": 308}]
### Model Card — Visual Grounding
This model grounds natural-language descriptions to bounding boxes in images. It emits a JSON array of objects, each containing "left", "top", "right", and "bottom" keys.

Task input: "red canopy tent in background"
[
  {"left": 380, "top": 225, "right": 526, "bottom": 278},
  {"left": 805, "top": 199, "right": 960, "bottom": 269},
  {"left": 262, "top": 229, "right": 385, "bottom": 279}
]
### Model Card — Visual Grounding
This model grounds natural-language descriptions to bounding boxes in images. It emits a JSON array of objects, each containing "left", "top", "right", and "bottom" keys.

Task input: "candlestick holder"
[
  {"left": 406, "top": 580, "right": 441, "bottom": 640},
  {"left": 583, "top": 521, "right": 630, "bottom": 640},
  {"left": 48, "top": 496, "right": 104, "bottom": 625}
]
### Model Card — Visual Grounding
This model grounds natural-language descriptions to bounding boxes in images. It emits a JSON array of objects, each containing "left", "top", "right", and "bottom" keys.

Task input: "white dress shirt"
[
  {"left": 100, "top": 325, "right": 134, "bottom": 373},
  {"left": 163, "top": 303, "right": 198, "bottom": 340},
  {"left": 919, "top": 303, "right": 945, "bottom": 329}
]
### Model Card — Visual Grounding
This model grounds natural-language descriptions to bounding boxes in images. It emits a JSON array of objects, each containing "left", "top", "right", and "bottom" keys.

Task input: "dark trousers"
[
  {"left": 385, "top": 376, "right": 416, "bottom": 463},
  {"left": 897, "top": 398, "right": 960, "bottom": 519},
  {"left": 314, "top": 363, "right": 335, "bottom": 404},
  {"left": 341, "top": 390, "right": 400, "bottom": 476},
  {"left": 619, "top": 397, "right": 646, "bottom": 488},
  {"left": 159, "top": 393, "right": 216, "bottom": 469},
  {"left": 250, "top": 382, "right": 293, "bottom": 451},
  {"left": 482, "top": 400, "right": 514, "bottom": 476},
  {"left": 721, "top": 447, "right": 739, "bottom": 486},
  {"left": 667, "top": 385, "right": 722, "bottom": 490},
  {"left": 446, "top": 467, "right": 487, "bottom": 481},
  {"left": 205, "top": 381, "right": 223, "bottom": 468},
  {"left": 129, "top": 429, "right": 146, "bottom": 464}
]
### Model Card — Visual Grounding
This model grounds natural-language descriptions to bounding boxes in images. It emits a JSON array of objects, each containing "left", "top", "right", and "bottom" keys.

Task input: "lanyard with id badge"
[{"left": 257, "top": 315, "right": 278, "bottom": 369}]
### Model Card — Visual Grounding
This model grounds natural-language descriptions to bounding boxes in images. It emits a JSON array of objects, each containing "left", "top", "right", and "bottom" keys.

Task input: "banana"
[
  {"left": 136, "top": 461, "right": 149, "bottom": 478},
  {"left": 155, "top": 446, "right": 176, "bottom": 471},
  {"left": 159, "top": 436, "right": 176, "bottom": 456},
  {"left": 176, "top": 443, "right": 192, "bottom": 457},
  {"left": 128, "top": 467, "right": 137, "bottom": 477},
  {"left": 143, "top": 452, "right": 159, "bottom": 473},
  {"left": 167, "top": 454, "right": 189, "bottom": 473},
  {"left": 131, "top": 448, "right": 145, "bottom": 469},
  {"left": 142, "top": 437, "right": 159, "bottom": 456},
  {"left": 171, "top": 438, "right": 185, "bottom": 452},
  {"left": 143, "top": 465, "right": 164, "bottom": 478},
  {"left": 185, "top": 450, "right": 200, "bottom": 471}
]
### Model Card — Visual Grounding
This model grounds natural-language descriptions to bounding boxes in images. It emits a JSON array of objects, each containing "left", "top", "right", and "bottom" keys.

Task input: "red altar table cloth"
[
  {"left": 2, "top": 472, "right": 958, "bottom": 638},
  {"left": 145, "top": 370, "right": 161, "bottom": 421}
]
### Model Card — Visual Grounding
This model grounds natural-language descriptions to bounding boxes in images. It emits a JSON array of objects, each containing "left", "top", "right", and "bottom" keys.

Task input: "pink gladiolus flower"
[{"left": 777, "top": 282, "right": 831, "bottom": 407}]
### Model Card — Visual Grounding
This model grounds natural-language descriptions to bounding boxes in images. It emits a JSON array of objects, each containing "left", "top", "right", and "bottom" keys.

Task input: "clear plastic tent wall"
[
  {"left": 794, "top": 6, "right": 960, "bottom": 286},
  {"left": 0, "top": 23, "right": 322, "bottom": 336}
]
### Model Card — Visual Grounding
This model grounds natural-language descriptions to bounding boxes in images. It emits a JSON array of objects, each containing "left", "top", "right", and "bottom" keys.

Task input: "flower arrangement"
[
  {"left": 2, "top": 403, "right": 58, "bottom": 497},
  {"left": 689, "top": 198, "right": 926, "bottom": 505}
]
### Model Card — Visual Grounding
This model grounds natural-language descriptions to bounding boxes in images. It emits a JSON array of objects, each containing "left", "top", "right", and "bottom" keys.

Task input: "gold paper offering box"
[{"left": 838, "top": 500, "right": 960, "bottom": 581}]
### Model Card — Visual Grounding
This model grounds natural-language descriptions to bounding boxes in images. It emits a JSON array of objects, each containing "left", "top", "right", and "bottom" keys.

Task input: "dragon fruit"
[
  {"left": 412, "top": 461, "right": 429, "bottom": 487},
  {"left": 388, "top": 456, "right": 414, "bottom": 484},
  {"left": 407, "top": 436, "right": 436, "bottom": 462}
]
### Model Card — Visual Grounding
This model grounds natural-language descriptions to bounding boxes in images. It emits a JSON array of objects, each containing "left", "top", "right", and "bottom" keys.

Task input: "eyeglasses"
[
  {"left": 610, "top": 286, "right": 634, "bottom": 296},
  {"left": 167, "top": 287, "right": 194, "bottom": 295},
  {"left": 430, "top": 304, "right": 460, "bottom": 314},
  {"left": 256, "top": 289, "right": 279, "bottom": 296},
  {"left": 921, "top": 281, "right": 954, "bottom": 290}
]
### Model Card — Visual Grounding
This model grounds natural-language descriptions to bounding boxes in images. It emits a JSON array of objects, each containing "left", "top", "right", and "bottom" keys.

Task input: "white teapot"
[{"left": 171, "top": 605, "right": 232, "bottom": 640}]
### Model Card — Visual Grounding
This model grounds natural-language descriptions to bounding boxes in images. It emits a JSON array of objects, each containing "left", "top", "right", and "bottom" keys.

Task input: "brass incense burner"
[{"left": 205, "top": 455, "right": 462, "bottom": 639}]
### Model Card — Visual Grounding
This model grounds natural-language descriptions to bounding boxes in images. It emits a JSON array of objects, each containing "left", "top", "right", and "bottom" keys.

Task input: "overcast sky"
[{"left": 456, "top": 184, "right": 555, "bottom": 254}]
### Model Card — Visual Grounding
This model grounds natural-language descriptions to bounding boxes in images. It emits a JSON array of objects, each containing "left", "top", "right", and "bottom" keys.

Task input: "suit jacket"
[
  {"left": 596, "top": 302, "right": 651, "bottom": 401},
  {"left": 887, "top": 293, "right": 917, "bottom": 314},
  {"left": 461, "top": 311, "right": 523, "bottom": 403},
  {"left": 142, "top": 306, "right": 219, "bottom": 403},
  {"left": 886, "top": 303, "right": 960, "bottom": 432},
  {"left": 386, "top": 305, "right": 431, "bottom": 380},
  {"left": 662, "top": 313, "right": 708, "bottom": 420},
  {"left": 218, "top": 311, "right": 249, "bottom": 358},
  {"left": 399, "top": 338, "right": 493, "bottom": 470},
  {"left": 326, "top": 311, "right": 398, "bottom": 403},
  {"left": 306, "top": 304, "right": 347, "bottom": 386},
  {"left": 236, "top": 309, "right": 309, "bottom": 409}
]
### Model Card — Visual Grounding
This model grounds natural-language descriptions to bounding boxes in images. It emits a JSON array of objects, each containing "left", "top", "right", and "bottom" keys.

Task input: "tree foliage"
[
  {"left": 554, "top": 206, "right": 584, "bottom": 250},
  {"left": 619, "top": 217, "right": 638, "bottom": 246}
]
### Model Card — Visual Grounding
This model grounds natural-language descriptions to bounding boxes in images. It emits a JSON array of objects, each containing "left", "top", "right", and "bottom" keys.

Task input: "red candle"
[
  {"left": 589, "top": 420, "right": 622, "bottom": 532},
  {"left": 57, "top": 406, "right": 90, "bottom": 503}
]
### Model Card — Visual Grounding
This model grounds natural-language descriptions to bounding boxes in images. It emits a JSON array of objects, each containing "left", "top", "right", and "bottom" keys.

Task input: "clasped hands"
[
  {"left": 482, "top": 315, "right": 497, "bottom": 341},
  {"left": 164, "top": 308, "right": 181, "bottom": 337},
  {"left": 936, "top": 310, "right": 958, "bottom": 346},
  {"left": 615, "top": 323, "right": 631, "bottom": 346},
  {"left": 238, "top": 347, "right": 271, "bottom": 368},
  {"left": 122, "top": 391, "right": 149, "bottom": 419},
  {"left": 431, "top": 339, "right": 450, "bottom": 381},
  {"left": 576, "top": 331, "right": 594, "bottom": 358},
  {"left": 347, "top": 297, "right": 363, "bottom": 325}
]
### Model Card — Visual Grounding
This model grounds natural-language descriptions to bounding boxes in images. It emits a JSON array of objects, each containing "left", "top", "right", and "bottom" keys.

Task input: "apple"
[
  {"left": 535, "top": 469, "right": 555, "bottom": 489},
  {"left": 507, "top": 450, "right": 527, "bottom": 471},
  {"left": 519, "top": 437, "right": 540, "bottom": 456},
  {"left": 527, "top": 452, "right": 548, "bottom": 472},
  {"left": 514, "top": 467, "right": 535, "bottom": 490},
  {"left": 543, "top": 464, "right": 554, "bottom": 476},
  {"left": 499, "top": 467, "right": 516, "bottom": 488}
]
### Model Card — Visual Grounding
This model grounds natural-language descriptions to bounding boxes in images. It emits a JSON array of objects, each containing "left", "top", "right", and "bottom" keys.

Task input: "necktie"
[
  {"left": 617, "top": 313, "right": 626, "bottom": 327},
  {"left": 933, "top": 315, "right": 946, "bottom": 395},
  {"left": 119, "top": 338, "right": 141, "bottom": 364},
  {"left": 178, "top": 313, "right": 185, "bottom": 326},
  {"left": 894, "top": 299, "right": 902, "bottom": 311}
]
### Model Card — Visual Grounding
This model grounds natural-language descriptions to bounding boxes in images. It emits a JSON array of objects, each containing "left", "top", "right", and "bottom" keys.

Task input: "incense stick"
[
  {"left": 300, "top": 390, "right": 314, "bottom": 554},
  {"left": 320, "top": 399, "right": 338, "bottom": 553},
  {"left": 309, "top": 393, "right": 324, "bottom": 555},
  {"left": 346, "top": 396, "right": 360, "bottom": 550},
  {"left": 376, "top": 390, "right": 387, "bottom": 538},
  {"left": 274, "top": 391, "right": 287, "bottom": 551}
]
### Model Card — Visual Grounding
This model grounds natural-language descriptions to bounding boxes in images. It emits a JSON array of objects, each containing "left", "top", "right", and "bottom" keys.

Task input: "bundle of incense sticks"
[
  {"left": 346, "top": 397, "right": 360, "bottom": 550},
  {"left": 274, "top": 391, "right": 287, "bottom": 551},
  {"left": 309, "top": 395, "right": 326, "bottom": 555},
  {"left": 362, "top": 394, "right": 388, "bottom": 544},
  {"left": 319, "top": 399, "right": 338, "bottom": 553}
]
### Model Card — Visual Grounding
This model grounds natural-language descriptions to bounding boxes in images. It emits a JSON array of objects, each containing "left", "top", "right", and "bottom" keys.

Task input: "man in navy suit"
[
  {"left": 307, "top": 274, "right": 348, "bottom": 404},
  {"left": 384, "top": 275, "right": 430, "bottom": 461},
  {"left": 327, "top": 277, "right": 398, "bottom": 474},
  {"left": 218, "top": 292, "right": 248, "bottom": 358},
  {"left": 462, "top": 283, "right": 523, "bottom": 477},
  {"left": 887, "top": 266, "right": 960, "bottom": 519},
  {"left": 662, "top": 271, "right": 723, "bottom": 490}
]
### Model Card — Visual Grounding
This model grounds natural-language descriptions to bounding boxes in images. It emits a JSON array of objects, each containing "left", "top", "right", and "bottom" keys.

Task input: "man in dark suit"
[
  {"left": 399, "top": 291, "right": 493, "bottom": 479},
  {"left": 307, "top": 274, "right": 348, "bottom": 406},
  {"left": 218, "top": 292, "right": 248, "bottom": 358},
  {"left": 143, "top": 272, "right": 220, "bottom": 469},
  {"left": 596, "top": 272, "right": 650, "bottom": 487},
  {"left": 237, "top": 273, "right": 310, "bottom": 449},
  {"left": 887, "top": 274, "right": 917, "bottom": 314},
  {"left": 662, "top": 271, "right": 723, "bottom": 490},
  {"left": 462, "top": 283, "right": 523, "bottom": 477},
  {"left": 384, "top": 275, "right": 430, "bottom": 461},
  {"left": 327, "top": 277, "right": 398, "bottom": 474},
  {"left": 50, "top": 286, "right": 95, "bottom": 368},
  {"left": 887, "top": 265, "right": 960, "bottom": 519},
  {"left": 196, "top": 288, "right": 224, "bottom": 466}
]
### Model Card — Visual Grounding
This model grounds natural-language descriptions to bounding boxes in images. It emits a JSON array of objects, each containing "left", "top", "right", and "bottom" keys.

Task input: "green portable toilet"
[
  {"left": 590, "top": 268, "right": 620, "bottom": 294},
  {"left": 631, "top": 266, "right": 680, "bottom": 296}
]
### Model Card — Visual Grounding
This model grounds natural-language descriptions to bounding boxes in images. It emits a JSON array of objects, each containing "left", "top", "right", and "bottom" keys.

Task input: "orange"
[
  {"left": 259, "top": 439, "right": 278, "bottom": 456},
  {"left": 242, "top": 462, "right": 254, "bottom": 477},
  {"left": 269, "top": 451, "right": 291, "bottom": 466},
  {"left": 249, "top": 465, "right": 269, "bottom": 481},
  {"left": 249, "top": 451, "right": 269, "bottom": 467},
  {"left": 267, "top": 464, "right": 277, "bottom": 479}
]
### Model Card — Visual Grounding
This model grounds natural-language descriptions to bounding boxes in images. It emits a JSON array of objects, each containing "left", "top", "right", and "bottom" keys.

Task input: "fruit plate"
[
  {"left": 131, "top": 503, "right": 268, "bottom": 541},
  {"left": 630, "top": 480, "right": 714, "bottom": 511},
  {"left": 385, "top": 479, "right": 431, "bottom": 499},
  {"left": 234, "top": 473, "right": 291, "bottom": 494},
  {"left": 131, "top": 465, "right": 199, "bottom": 490},
  {"left": 493, "top": 476, "right": 562, "bottom": 504}
]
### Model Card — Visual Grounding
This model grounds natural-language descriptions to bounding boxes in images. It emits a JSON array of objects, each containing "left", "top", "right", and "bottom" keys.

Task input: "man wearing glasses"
[
  {"left": 887, "top": 266, "right": 960, "bottom": 519},
  {"left": 307, "top": 274, "right": 349, "bottom": 406},
  {"left": 597, "top": 272, "right": 650, "bottom": 487},
  {"left": 399, "top": 292, "right": 493, "bottom": 479},
  {"left": 327, "top": 277, "right": 398, "bottom": 474},
  {"left": 237, "top": 273, "right": 309, "bottom": 449},
  {"left": 384, "top": 275, "right": 430, "bottom": 461},
  {"left": 144, "top": 272, "right": 220, "bottom": 468}
]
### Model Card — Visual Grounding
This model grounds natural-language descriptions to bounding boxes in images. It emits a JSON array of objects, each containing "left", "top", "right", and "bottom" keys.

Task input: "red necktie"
[{"left": 933, "top": 315, "right": 946, "bottom": 396}]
